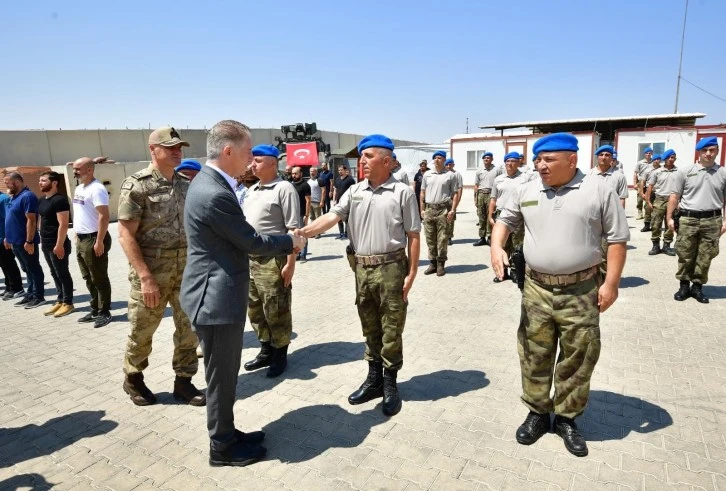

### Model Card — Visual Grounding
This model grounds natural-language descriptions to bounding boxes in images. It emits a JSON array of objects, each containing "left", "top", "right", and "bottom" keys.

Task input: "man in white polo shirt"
[{"left": 72, "top": 157, "right": 112, "bottom": 328}]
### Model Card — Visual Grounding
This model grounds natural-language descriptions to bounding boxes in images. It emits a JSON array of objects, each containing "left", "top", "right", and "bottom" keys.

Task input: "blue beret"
[
  {"left": 176, "top": 159, "right": 202, "bottom": 172},
  {"left": 358, "top": 134, "right": 395, "bottom": 154},
  {"left": 594, "top": 145, "right": 615, "bottom": 155},
  {"left": 482, "top": 152, "right": 493, "bottom": 158},
  {"left": 652, "top": 154, "right": 662, "bottom": 160},
  {"left": 432, "top": 150, "right": 446, "bottom": 159},
  {"left": 696, "top": 136, "right": 719, "bottom": 150},
  {"left": 392, "top": 152, "right": 397, "bottom": 160},
  {"left": 532, "top": 154, "right": 538, "bottom": 162},
  {"left": 533, "top": 133, "right": 579, "bottom": 154},
  {"left": 504, "top": 151, "right": 520, "bottom": 162},
  {"left": 444, "top": 159, "right": 454, "bottom": 165},
  {"left": 643, "top": 147, "right": 653, "bottom": 154},
  {"left": 662, "top": 149, "right": 676, "bottom": 160},
  {"left": 252, "top": 144, "right": 280, "bottom": 158}
]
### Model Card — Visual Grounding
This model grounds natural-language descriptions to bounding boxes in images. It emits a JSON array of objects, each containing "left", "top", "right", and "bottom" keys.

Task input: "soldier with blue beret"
[
  {"left": 445, "top": 159, "right": 463, "bottom": 245},
  {"left": 667, "top": 136, "right": 725, "bottom": 303},
  {"left": 634, "top": 147, "right": 654, "bottom": 219},
  {"left": 645, "top": 149, "right": 678, "bottom": 256},
  {"left": 176, "top": 159, "right": 202, "bottom": 181},
  {"left": 491, "top": 132, "right": 629, "bottom": 457},
  {"left": 299, "top": 134, "right": 421, "bottom": 416},
  {"left": 473, "top": 152, "right": 502, "bottom": 246},
  {"left": 640, "top": 154, "right": 662, "bottom": 232}
]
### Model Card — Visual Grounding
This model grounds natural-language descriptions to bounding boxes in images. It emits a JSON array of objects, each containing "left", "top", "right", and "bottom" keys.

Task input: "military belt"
[
  {"left": 679, "top": 209, "right": 722, "bottom": 219},
  {"left": 526, "top": 265, "right": 598, "bottom": 287},
  {"left": 425, "top": 200, "right": 451, "bottom": 211},
  {"left": 141, "top": 247, "right": 187, "bottom": 258},
  {"left": 355, "top": 249, "right": 406, "bottom": 267},
  {"left": 76, "top": 232, "right": 98, "bottom": 240},
  {"left": 478, "top": 189, "right": 492, "bottom": 193}
]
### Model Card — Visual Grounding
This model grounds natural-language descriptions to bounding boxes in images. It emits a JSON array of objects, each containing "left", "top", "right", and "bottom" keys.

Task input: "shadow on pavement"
[
  {"left": 619, "top": 276, "right": 650, "bottom": 288},
  {"left": 446, "top": 264, "right": 487, "bottom": 274},
  {"left": 452, "top": 238, "right": 477, "bottom": 245},
  {"left": 582, "top": 391, "right": 673, "bottom": 441},
  {"left": 702, "top": 285, "right": 726, "bottom": 299},
  {"left": 0, "top": 410, "right": 118, "bottom": 468},
  {"left": 0, "top": 473, "right": 55, "bottom": 490},
  {"left": 304, "top": 255, "right": 343, "bottom": 262},
  {"left": 262, "top": 369, "right": 489, "bottom": 463}
]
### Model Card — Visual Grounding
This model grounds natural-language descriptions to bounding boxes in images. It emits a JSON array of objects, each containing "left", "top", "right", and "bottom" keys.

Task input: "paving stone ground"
[{"left": 1, "top": 196, "right": 725, "bottom": 490}]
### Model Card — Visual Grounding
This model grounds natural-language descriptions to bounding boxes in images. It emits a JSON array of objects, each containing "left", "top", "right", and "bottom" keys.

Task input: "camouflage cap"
[{"left": 148, "top": 126, "right": 189, "bottom": 147}]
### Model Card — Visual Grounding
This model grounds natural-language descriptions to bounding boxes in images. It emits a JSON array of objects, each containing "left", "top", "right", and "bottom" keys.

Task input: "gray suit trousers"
[{"left": 194, "top": 323, "right": 243, "bottom": 451}]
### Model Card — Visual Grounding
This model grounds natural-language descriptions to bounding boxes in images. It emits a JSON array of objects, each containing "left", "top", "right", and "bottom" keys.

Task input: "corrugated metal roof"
[{"left": 479, "top": 113, "right": 706, "bottom": 130}]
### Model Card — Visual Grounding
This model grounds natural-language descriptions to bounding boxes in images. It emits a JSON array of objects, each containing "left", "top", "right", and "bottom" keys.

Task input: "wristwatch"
[{"left": 25, "top": 241, "right": 33, "bottom": 244}]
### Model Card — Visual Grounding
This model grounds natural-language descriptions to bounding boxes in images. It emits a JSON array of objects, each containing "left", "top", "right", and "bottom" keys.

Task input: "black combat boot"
[
  {"left": 348, "top": 360, "right": 384, "bottom": 405},
  {"left": 662, "top": 242, "right": 676, "bottom": 256},
  {"left": 674, "top": 280, "right": 690, "bottom": 301},
  {"left": 244, "top": 341, "right": 272, "bottom": 371},
  {"left": 515, "top": 411, "right": 550, "bottom": 445},
  {"left": 424, "top": 261, "right": 437, "bottom": 275},
  {"left": 123, "top": 372, "right": 157, "bottom": 406},
  {"left": 554, "top": 416, "right": 588, "bottom": 457},
  {"left": 173, "top": 376, "right": 206, "bottom": 406},
  {"left": 473, "top": 238, "right": 487, "bottom": 247},
  {"left": 436, "top": 261, "right": 446, "bottom": 276},
  {"left": 690, "top": 283, "right": 709, "bottom": 304},
  {"left": 382, "top": 368, "right": 402, "bottom": 416},
  {"left": 641, "top": 222, "right": 651, "bottom": 232},
  {"left": 266, "top": 345, "right": 288, "bottom": 378},
  {"left": 648, "top": 240, "right": 661, "bottom": 255}
]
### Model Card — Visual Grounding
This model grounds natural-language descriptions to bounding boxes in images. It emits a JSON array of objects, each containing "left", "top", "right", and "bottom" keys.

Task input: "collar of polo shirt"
[
  {"left": 540, "top": 169, "right": 585, "bottom": 191},
  {"left": 366, "top": 175, "right": 397, "bottom": 190}
]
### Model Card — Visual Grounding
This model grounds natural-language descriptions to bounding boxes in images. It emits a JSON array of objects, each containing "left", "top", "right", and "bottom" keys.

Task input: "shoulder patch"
[{"left": 121, "top": 181, "right": 134, "bottom": 190}]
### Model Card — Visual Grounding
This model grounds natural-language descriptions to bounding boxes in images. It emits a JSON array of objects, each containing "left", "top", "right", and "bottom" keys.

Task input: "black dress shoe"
[
  {"left": 209, "top": 441, "right": 267, "bottom": 467},
  {"left": 473, "top": 238, "right": 487, "bottom": 247},
  {"left": 235, "top": 429, "right": 265, "bottom": 445},
  {"left": 515, "top": 411, "right": 550, "bottom": 445},
  {"left": 554, "top": 416, "right": 588, "bottom": 457},
  {"left": 690, "top": 283, "right": 709, "bottom": 304}
]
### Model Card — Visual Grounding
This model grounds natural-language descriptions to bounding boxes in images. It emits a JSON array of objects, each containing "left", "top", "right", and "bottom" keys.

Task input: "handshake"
[{"left": 287, "top": 230, "right": 308, "bottom": 252}]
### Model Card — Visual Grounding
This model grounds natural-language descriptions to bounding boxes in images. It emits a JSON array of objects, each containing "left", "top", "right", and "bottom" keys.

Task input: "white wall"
[
  {"left": 451, "top": 138, "right": 507, "bottom": 186},
  {"left": 616, "top": 129, "right": 697, "bottom": 186}
]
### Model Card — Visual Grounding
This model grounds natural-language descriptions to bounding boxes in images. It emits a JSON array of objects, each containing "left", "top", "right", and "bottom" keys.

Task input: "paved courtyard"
[{"left": 1, "top": 196, "right": 725, "bottom": 491}]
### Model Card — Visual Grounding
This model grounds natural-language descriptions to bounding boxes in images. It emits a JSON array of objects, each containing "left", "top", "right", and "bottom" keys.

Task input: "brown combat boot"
[
  {"left": 173, "top": 376, "right": 206, "bottom": 406},
  {"left": 436, "top": 261, "right": 445, "bottom": 276},
  {"left": 423, "top": 261, "right": 437, "bottom": 275},
  {"left": 123, "top": 372, "right": 157, "bottom": 406}
]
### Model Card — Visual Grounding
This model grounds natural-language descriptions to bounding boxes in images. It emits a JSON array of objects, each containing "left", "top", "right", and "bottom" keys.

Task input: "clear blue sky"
[{"left": 2, "top": 0, "right": 724, "bottom": 143}]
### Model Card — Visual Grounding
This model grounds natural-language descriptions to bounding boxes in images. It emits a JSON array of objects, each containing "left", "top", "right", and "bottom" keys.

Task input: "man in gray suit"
[{"left": 180, "top": 120, "right": 305, "bottom": 467}]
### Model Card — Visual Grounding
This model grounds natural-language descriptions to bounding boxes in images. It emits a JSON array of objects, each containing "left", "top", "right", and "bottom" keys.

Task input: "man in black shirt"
[
  {"left": 318, "top": 162, "right": 334, "bottom": 213},
  {"left": 38, "top": 171, "right": 74, "bottom": 317},
  {"left": 333, "top": 165, "right": 356, "bottom": 239},
  {"left": 413, "top": 160, "right": 429, "bottom": 217},
  {"left": 290, "top": 166, "right": 311, "bottom": 261}
]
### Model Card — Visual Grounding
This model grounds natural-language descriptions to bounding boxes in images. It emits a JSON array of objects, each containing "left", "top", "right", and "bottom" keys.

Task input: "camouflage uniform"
[
  {"left": 634, "top": 159, "right": 649, "bottom": 213},
  {"left": 640, "top": 164, "right": 656, "bottom": 223},
  {"left": 675, "top": 217, "right": 721, "bottom": 284},
  {"left": 446, "top": 170, "right": 463, "bottom": 240},
  {"left": 248, "top": 255, "right": 293, "bottom": 348},
  {"left": 476, "top": 191, "right": 492, "bottom": 237},
  {"left": 518, "top": 276, "right": 601, "bottom": 418},
  {"left": 424, "top": 206, "right": 450, "bottom": 262},
  {"left": 421, "top": 169, "right": 457, "bottom": 264},
  {"left": 356, "top": 259, "right": 408, "bottom": 369},
  {"left": 119, "top": 166, "right": 198, "bottom": 377}
]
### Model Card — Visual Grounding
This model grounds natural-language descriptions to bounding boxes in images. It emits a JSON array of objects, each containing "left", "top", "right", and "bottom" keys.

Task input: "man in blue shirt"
[
  {"left": 3, "top": 172, "right": 45, "bottom": 308},
  {"left": 0, "top": 190, "right": 23, "bottom": 299},
  {"left": 318, "top": 162, "right": 334, "bottom": 213}
]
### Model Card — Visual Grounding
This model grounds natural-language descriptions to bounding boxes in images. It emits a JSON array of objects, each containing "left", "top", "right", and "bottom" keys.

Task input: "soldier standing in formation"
[
  {"left": 488, "top": 152, "right": 529, "bottom": 283},
  {"left": 420, "top": 151, "right": 459, "bottom": 276},
  {"left": 639, "top": 154, "right": 661, "bottom": 232},
  {"left": 491, "top": 133, "right": 629, "bottom": 457},
  {"left": 444, "top": 159, "right": 463, "bottom": 245},
  {"left": 118, "top": 126, "right": 205, "bottom": 407},
  {"left": 634, "top": 147, "right": 653, "bottom": 220},
  {"left": 473, "top": 152, "right": 500, "bottom": 247},
  {"left": 412, "top": 160, "right": 428, "bottom": 217},
  {"left": 668, "top": 137, "right": 725, "bottom": 304},
  {"left": 646, "top": 149, "right": 678, "bottom": 256},
  {"left": 242, "top": 145, "right": 301, "bottom": 377},
  {"left": 391, "top": 153, "right": 410, "bottom": 185},
  {"left": 299, "top": 134, "right": 421, "bottom": 416}
]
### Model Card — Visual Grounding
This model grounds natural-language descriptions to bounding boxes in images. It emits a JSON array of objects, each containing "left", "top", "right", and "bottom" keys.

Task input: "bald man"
[{"left": 72, "top": 157, "right": 112, "bottom": 328}]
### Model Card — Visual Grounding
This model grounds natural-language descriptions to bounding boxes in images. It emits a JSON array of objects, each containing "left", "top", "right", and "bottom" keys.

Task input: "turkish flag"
[{"left": 286, "top": 142, "right": 318, "bottom": 166}]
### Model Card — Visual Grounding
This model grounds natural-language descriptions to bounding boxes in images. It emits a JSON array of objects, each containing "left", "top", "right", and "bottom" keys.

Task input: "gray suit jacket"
[{"left": 180, "top": 166, "right": 293, "bottom": 326}]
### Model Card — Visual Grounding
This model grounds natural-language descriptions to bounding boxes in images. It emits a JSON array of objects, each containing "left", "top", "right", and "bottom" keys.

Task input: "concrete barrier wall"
[{"left": 0, "top": 128, "right": 426, "bottom": 168}]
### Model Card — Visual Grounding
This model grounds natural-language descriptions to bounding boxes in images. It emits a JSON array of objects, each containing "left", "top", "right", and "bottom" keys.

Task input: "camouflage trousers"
[
  {"left": 518, "top": 275, "right": 601, "bottom": 419},
  {"left": 476, "top": 192, "right": 492, "bottom": 238},
  {"left": 600, "top": 238, "right": 608, "bottom": 280},
  {"left": 675, "top": 216, "right": 722, "bottom": 284},
  {"left": 635, "top": 180, "right": 643, "bottom": 211},
  {"left": 424, "top": 205, "right": 450, "bottom": 262},
  {"left": 650, "top": 197, "right": 674, "bottom": 242},
  {"left": 123, "top": 250, "right": 198, "bottom": 377},
  {"left": 446, "top": 210, "right": 457, "bottom": 239},
  {"left": 644, "top": 194, "right": 653, "bottom": 223},
  {"left": 249, "top": 255, "right": 292, "bottom": 348},
  {"left": 355, "top": 257, "right": 408, "bottom": 370},
  {"left": 496, "top": 210, "right": 523, "bottom": 257}
]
